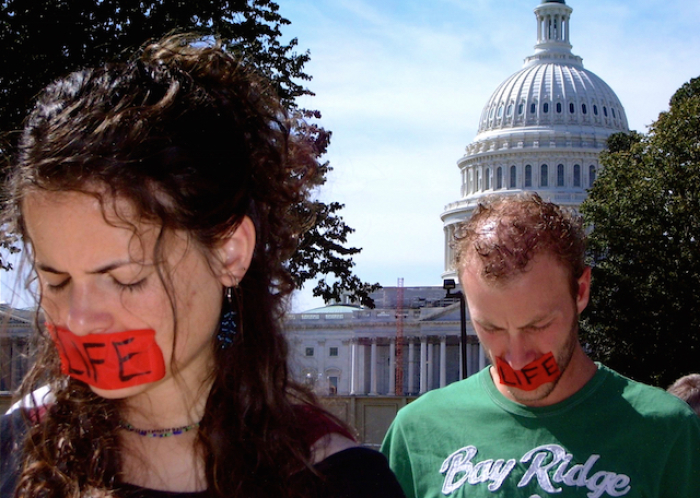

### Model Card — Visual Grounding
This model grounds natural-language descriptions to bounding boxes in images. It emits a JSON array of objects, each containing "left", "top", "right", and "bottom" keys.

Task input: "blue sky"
[{"left": 3, "top": 0, "right": 700, "bottom": 311}]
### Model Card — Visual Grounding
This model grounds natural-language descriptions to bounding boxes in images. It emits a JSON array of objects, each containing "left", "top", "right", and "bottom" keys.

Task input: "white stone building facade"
[{"left": 285, "top": 287, "right": 486, "bottom": 396}]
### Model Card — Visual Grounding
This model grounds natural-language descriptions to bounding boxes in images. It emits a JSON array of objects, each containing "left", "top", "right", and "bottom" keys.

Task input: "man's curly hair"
[{"left": 453, "top": 192, "right": 586, "bottom": 295}]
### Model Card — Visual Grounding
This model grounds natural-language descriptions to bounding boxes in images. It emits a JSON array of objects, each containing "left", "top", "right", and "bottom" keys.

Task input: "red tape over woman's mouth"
[{"left": 47, "top": 325, "right": 166, "bottom": 390}]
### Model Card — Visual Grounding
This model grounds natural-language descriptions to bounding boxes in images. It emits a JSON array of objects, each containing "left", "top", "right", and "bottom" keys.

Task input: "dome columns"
[{"left": 534, "top": 2, "right": 573, "bottom": 52}]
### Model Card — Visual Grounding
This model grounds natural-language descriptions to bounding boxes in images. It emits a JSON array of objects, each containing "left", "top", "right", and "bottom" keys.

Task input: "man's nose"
[
  {"left": 65, "top": 285, "right": 114, "bottom": 336},
  {"left": 504, "top": 333, "right": 536, "bottom": 370}
]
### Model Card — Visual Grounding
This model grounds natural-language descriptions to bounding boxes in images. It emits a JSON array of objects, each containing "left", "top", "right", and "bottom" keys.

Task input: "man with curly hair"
[{"left": 382, "top": 192, "right": 700, "bottom": 498}]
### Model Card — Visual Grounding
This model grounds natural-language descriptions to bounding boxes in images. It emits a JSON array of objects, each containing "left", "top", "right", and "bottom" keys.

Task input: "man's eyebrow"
[
  {"left": 473, "top": 318, "right": 504, "bottom": 330},
  {"left": 519, "top": 314, "right": 555, "bottom": 329},
  {"left": 36, "top": 261, "right": 135, "bottom": 275},
  {"left": 473, "top": 314, "right": 554, "bottom": 331}
]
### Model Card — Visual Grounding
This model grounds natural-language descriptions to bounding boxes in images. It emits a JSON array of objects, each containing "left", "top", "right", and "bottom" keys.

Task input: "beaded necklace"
[{"left": 119, "top": 420, "right": 201, "bottom": 438}]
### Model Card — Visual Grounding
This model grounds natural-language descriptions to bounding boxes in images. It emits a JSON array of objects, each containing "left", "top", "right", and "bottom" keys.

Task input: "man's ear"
[
  {"left": 576, "top": 266, "right": 592, "bottom": 314},
  {"left": 214, "top": 216, "right": 256, "bottom": 287}
]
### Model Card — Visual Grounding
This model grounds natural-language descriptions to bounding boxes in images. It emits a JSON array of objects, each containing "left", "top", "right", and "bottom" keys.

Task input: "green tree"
[
  {"left": 0, "top": 0, "right": 379, "bottom": 306},
  {"left": 581, "top": 76, "right": 700, "bottom": 387}
]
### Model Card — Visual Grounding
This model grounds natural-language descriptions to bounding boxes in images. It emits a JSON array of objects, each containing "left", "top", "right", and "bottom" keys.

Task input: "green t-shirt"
[{"left": 381, "top": 364, "right": 700, "bottom": 498}]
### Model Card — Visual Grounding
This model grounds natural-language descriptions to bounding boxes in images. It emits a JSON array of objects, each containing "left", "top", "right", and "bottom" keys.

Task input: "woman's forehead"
[
  {"left": 24, "top": 190, "right": 157, "bottom": 253},
  {"left": 24, "top": 188, "right": 146, "bottom": 226}
]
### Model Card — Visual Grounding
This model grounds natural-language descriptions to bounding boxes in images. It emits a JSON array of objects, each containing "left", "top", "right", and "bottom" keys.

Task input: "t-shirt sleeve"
[
  {"left": 314, "top": 447, "right": 406, "bottom": 498},
  {"left": 380, "top": 415, "right": 416, "bottom": 498}
]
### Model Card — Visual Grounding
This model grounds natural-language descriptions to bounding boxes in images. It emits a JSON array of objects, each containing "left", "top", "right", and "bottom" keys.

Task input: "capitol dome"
[{"left": 441, "top": 0, "right": 629, "bottom": 280}]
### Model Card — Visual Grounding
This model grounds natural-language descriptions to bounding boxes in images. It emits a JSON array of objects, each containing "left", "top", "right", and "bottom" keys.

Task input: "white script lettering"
[
  {"left": 440, "top": 446, "right": 516, "bottom": 494},
  {"left": 520, "top": 445, "right": 631, "bottom": 498},
  {"left": 440, "top": 444, "right": 631, "bottom": 497}
]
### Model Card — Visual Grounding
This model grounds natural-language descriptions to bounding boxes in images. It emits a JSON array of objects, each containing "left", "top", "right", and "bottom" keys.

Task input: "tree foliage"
[
  {"left": 580, "top": 76, "right": 700, "bottom": 387},
  {"left": 0, "top": 0, "right": 379, "bottom": 306},
  {"left": 289, "top": 201, "right": 381, "bottom": 307}
]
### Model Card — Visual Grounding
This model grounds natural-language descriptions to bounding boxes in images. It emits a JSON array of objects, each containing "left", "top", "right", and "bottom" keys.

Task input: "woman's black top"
[{"left": 1, "top": 406, "right": 406, "bottom": 498}]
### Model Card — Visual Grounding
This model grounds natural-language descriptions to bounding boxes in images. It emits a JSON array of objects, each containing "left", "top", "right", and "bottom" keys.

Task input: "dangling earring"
[{"left": 217, "top": 286, "right": 238, "bottom": 349}]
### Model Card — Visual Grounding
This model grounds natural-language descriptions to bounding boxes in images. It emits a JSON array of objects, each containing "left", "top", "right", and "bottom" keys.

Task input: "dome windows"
[
  {"left": 612, "top": 108, "right": 616, "bottom": 119},
  {"left": 557, "top": 164, "right": 565, "bottom": 187},
  {"left": 593, "top": 105, "right": 598, "bottom": 116},
  {"left": 497, "top": 105, "right": 504, "bottom": 118},
  {"left": 582, "top": 103, "right": 587, "bottom": 114},
  {"left": 543, "top": 103, "right": 549, "bottom": 114},
  {"left": 556, "top": 102, "right": 562, "bottom": 113},
  {"left": 530, "top": 102, "right": 537, "bottom": 114},
  {"left": 569, "top": 102, "right": 575, "bottom": 114},
  {"left": 462, "top": 161, "right": 596, "bottom": 197},
  {"left": 525, "top": 164, "right": 533, "bottom": 187},
  {"left": 506, "top": 103, "right": 514, "bottom": 117},
  {"left": 603, "top": 106, "right": 608, "bottom": 117},
  {"left": 540, "top": 164, "right": 549, "bottom": 187}
]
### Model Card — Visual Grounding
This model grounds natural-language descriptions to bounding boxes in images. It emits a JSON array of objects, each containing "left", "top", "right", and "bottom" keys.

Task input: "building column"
[
  {"left": 419, "top": 336, "right": 427, "bottom": 394},
  {"left": 370, "top": 338, "right": 378, "bottom": 395},
  {"left": 439, "top": 335, "right": 447, "bottom": 388},
  {"left": 407, "top": 338, "right": 415, "bottom": 395},
  {"left": 388, "top": 338, "right": 396, "bottom": 395},
  {"left": 350, "top": 339, "right": 358, "bottom": 395},
  {"left": 317, "top": 339, "right": 326, "bottom": 388},
  {"left": 358, "top": 341, "right": 366, "bottom": 394},
  {"left": 464, "top": 342, "right": 470, "bottom": 378},
  {"left": 479, "top": 343, "right": 487, "bottom": 371},
  {"left": 427, "top": 341, "right": 434, "bottom": 391}
]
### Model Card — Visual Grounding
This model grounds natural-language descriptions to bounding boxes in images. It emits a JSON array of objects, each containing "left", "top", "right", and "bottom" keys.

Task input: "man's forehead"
[{"left": 459, "top": 254, "right": 519, "bottom": 288}]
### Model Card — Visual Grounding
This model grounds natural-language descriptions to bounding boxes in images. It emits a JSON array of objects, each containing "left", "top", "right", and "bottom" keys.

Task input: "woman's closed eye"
[
  {"left": 112, "top": 276, "right": 147, "bottom": 292},
  {"left": 45, "top": 277, "right": 70, "bottom": 293}
]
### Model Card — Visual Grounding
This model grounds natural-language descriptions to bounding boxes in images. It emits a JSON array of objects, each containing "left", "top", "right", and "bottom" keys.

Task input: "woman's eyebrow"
[
  {"left": 36, "top": 263, "right": 64, "bottom": 275},
  {"left": 36, "top": 261, "right": 134, "bottom": 275}
]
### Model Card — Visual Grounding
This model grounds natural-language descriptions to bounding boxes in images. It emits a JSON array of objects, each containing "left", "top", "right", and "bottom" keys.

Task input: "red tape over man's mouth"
[
  {"left": 495, "top": 352, "right": 561, "bottom": 391},
  {"left": 47, "top": 325, "right": 166, "bottom": 390}
]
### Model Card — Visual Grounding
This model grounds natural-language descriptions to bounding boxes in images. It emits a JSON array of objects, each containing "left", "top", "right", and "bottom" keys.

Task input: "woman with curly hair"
[{"left": 0, "top": 34, "right": 405, "bottom": 498}]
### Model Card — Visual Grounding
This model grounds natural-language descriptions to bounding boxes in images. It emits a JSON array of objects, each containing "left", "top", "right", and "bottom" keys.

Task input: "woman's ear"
[{"left": 214, "top": 216, "right": 256, "bottom": 287}]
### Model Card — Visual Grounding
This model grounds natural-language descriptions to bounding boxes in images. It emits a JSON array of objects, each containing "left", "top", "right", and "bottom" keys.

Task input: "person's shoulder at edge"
[
  {"left": 295, "top": 403, "right": 404, "bottom": 496},
  {"left": 313, "top": 443, "right": 406, "bottom": 498},
  {"left": 1, "top": 405, "right": 29, "bottom": 498}
]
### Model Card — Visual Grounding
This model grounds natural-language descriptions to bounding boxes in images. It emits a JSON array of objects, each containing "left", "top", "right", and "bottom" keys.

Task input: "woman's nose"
[{"left": 65, "top": 285, "right": 114, "bottom": 336}]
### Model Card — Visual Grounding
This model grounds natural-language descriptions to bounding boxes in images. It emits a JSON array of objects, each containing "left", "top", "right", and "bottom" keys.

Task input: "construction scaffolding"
[{"left": 395, "top": 277, "right": 404, "bottom": 395}]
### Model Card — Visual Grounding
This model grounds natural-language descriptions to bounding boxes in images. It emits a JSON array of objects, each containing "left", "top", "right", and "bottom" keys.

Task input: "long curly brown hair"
[{"left": 5, "top": 34, "right": 334, "bottom": 498}]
